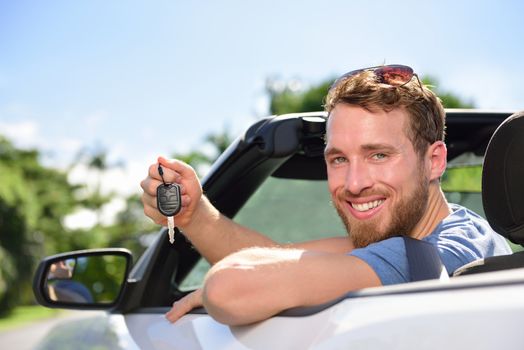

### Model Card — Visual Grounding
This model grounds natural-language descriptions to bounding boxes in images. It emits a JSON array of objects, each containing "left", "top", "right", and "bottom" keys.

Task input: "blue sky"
[{"left": 1, "top": 0, "right": 523, "bottom": 211}]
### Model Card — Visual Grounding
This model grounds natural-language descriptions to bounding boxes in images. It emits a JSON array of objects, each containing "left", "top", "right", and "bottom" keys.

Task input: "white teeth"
[{"left": 351, "top": 200, "right": 384, "bottom": 212}]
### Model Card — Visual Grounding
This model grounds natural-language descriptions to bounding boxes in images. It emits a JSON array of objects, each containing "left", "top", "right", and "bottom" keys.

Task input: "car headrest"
[{"left": 482, "top": 111, "right": 524, "bottom": 246}]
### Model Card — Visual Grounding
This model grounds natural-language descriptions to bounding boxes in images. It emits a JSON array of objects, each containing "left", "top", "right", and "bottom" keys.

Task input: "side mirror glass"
[{"left": 34, "top": 249, "right": 132, "bottom": 309}]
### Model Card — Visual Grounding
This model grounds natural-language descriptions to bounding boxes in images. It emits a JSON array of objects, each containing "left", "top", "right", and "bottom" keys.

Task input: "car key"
[{"left": 156, "top": 165, "right": 181, "bottom": 244}]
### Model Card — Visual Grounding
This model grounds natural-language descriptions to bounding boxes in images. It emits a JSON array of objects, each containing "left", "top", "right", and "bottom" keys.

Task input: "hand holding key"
[{"left": 141, "top": 157, "right": 203, "bottom": 231}]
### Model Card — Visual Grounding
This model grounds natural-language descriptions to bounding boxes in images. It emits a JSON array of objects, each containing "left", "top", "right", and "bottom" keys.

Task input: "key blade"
[{"left": 168, "top": 216, "right": 175, "bottom": 244}]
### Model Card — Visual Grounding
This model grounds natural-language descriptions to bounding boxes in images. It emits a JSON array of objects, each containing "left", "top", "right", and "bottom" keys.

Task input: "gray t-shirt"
[{"left": 349, "top": 204, "right": 512, "bottom": 285}]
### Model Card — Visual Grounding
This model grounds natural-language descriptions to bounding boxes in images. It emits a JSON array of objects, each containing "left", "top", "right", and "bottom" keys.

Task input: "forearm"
[
  {"left": 202, "top": 248, "right": 307, "bottom": 325},
  {"left": 201, "top": 247, "right": 381, "bottom": 325},
  {"left": 179, "top": 196, "right": 279, "bottom": 264},
  {"left": 141, "top": 158, "right": 353, "bottom": 263}
]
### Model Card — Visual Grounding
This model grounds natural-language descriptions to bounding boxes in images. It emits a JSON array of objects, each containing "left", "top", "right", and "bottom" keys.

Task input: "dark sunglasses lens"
[{"left": 375, "top": 66, "right": 414, "bottom": 86}]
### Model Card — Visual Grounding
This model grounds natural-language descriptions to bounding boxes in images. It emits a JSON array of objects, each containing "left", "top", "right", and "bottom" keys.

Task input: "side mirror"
[{"left": 33, "top": 248, "right": 132, "bottom": 309}]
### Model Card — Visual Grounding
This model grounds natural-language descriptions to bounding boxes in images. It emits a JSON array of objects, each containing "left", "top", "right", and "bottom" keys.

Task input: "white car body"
[{"left": 38, "top": 269, "right": 524, "bottom": 349}]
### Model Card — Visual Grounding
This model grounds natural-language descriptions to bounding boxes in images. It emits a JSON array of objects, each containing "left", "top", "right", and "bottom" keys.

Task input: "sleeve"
[{"left": 349, "top": 237, "right": 410, "bottom": 285}]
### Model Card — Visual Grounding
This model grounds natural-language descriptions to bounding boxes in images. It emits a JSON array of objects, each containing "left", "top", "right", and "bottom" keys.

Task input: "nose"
[{"left": 344, "top": 159, "right": 373, "bottom": 195}]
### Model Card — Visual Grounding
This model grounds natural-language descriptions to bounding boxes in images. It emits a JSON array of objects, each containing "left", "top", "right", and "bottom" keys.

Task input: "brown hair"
[{"left": 324, "top": 70, "right": 446, "bottom": 158}]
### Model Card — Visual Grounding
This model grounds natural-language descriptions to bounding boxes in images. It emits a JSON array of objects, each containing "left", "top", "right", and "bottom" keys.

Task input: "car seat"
[{"left": 454, "top": 111, "right": 524, "bottom": 276}]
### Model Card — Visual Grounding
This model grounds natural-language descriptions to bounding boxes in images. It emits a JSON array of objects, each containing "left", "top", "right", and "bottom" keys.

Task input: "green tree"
[
  {"left": 0, "top": 137, "right": 78, "bottom": 314},
  {"left": 105, "top": 194, "right": 157, "bottom": 258},
  {"left": 422, "top": 76, "right": 475, "bottom": 108},
  {"left": 205, "top": 129, "right": 234, "bottom": 156},
  {"left": 267, "top": 75, "right": 475, "bottom": 115},
  {"left": 72, "top": 146, "right": 122, "bottom": 226},
  {"left": 268, "top": 79, "right": 332, "bottom": 115},
  {"left": 171, "top": 127, "right": 235, "bottom": 177},
  {"left": 99, "top": 128, "right": 237, "bottom": 260}
]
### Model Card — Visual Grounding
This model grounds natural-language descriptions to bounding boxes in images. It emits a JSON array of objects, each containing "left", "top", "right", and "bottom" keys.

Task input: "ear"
[{"left": 426, "top": 141, "right": 447, "bottom": 181}]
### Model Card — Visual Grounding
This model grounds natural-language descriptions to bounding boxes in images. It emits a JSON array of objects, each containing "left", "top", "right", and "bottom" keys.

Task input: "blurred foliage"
[
  {"left": 422, "top": 76, "right": 475, "bottom": 108},
  {"left": 0, "top": 137, "right": 78, "bottom": 315},
  {"left": 171, "top": 128, "right": 235, "bottom": 176},
  {"left": 268, "top": 80, "right": 332, "bottom": 115},
  {"left": 0, "top": 126, "right": 232, "bottom": 315},
  {"left": 72, "top": 146, "right": 122, "bottom": 224},
  {"left": 0, "top": 305, "right": 62, "bottom": 331},
  {"left": 268, "top": 74, "right": 475, "bottom": 115},
  {"left": 441, "top": 165, "right": 482, "bottom": 193},
  {"left": 0, "top": 137, "right": 155, "bottom": 316},
  {"left": 106, "top": 194, "right": 156, "bottom": 257}
]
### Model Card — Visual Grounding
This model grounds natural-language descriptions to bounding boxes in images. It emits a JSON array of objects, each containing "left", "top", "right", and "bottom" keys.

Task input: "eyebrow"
[
  {"left": 324, "top": 146, "right": 343, "bottom": 157},
  {"left": 324, "top": 143, "right": 398, "bottom": 157},
  {"left": 360, "top": 143, "right": 397, "bottom": 152}
]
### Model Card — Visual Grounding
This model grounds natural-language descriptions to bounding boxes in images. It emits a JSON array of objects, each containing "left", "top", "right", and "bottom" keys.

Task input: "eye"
[
  {"left": 371, "top": 153, "right": 387, "bottom": 160},
  {"left": 331, "top": 156, "right": 347, "bottom": 165}
]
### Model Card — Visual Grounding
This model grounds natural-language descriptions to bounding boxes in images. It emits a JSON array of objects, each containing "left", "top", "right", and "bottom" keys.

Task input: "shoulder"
[
  {"left": 427, "top": 204, "right": 509, "bottom": 248},
  {"left": 424, "top": 204, "right": 511, "bottom": 272},
  {"left": 350, "top": 237, "right": 409, "bottom": 286}
]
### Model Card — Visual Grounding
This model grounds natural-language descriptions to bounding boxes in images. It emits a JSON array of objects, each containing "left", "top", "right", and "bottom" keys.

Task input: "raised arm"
[{"left": 141, "top": 157, "right": 354, "bottom": 264}]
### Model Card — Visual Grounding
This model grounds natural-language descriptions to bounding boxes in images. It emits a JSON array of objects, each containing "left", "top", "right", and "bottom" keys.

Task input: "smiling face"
[{"left": 325, "top": 104, "right": 430, "bottom": 248}]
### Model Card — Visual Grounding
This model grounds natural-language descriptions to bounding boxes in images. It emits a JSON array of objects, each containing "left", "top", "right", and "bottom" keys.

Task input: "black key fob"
[{"left": 156, "top": 183, "right": 181, "bottom": 217}]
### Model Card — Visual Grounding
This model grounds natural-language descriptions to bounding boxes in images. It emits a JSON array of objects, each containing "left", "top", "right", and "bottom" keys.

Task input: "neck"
[{"left": 410, "top": 182, "right": 451, "bottom": 239}]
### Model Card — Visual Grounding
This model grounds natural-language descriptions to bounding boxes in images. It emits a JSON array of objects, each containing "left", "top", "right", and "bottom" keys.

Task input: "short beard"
[{"left": 335, "top": 167, "right": 430, "bottom": 249}]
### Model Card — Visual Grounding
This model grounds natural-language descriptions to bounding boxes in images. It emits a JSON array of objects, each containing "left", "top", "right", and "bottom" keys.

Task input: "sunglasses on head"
[{"left": 330, "top": 64, "right": 424, "bottom": 93}]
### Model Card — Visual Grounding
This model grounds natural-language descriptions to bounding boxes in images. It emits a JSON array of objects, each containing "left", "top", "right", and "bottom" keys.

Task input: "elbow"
[
  {"left": 202, "top": 247, "right": 297, "bottom": 325},
  {"left": 202, "top": 268, "right": 247, "bottom": 325},
  {"left": 202, "top": 265, "right": 257, "bottom": 326}
]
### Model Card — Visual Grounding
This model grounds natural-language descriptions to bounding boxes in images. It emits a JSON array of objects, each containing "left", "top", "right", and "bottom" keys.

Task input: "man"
[{"left": 140, "top": 65, "right": 511, "bottom": 326}]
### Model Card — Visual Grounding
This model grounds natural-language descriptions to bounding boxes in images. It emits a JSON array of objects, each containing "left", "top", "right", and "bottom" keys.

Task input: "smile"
[{"left": 351, "top": 199, "right": 385, "bottom": 212}]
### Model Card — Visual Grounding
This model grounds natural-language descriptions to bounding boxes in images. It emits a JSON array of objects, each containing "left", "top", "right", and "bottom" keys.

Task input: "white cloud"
[
  {"left": 63, "top": 209, "right": 98, "bottom": 230},
  {"left": 0, "top": 115, "right": 84, "bottom": 168},
  {"left": 0, "top": 120, "right": 40, "bottom": 148},
  {"left": 68, "top": 158, "right": 148, "bottom": 198},
  {"left": 253, "top": 95, "right": 270, "bottom": 118},
  {"left": 64, "top": 158, "right": 151, "bottom": 230},
  {"left": 99, "top": 197, "right": 127, "bottom": 226},
  {"left": 63, "top": 196, "right": 127, "bottom": 230}
]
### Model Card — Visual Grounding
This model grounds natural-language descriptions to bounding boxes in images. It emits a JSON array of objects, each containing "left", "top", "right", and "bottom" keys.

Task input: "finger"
[
  {"left": 157, "top": 166, "right": 184, "bottom": 185},
  {"left": 165, "top": 303, "right": 187, "bottom": 323},
  {"left": 165, "top": 298, "right": 192, "bottom": 323},
  {"left": 140, "top": 178, "right": 158, "bottom": 197},
  {"left": 146, "top": 160, "right": 182, "bottom": 184},
  {"left": 158, "top": 157, "right": 195, "bottom": 179},
  {"left": 165, "top": 290, "right": 202, "bottom": 323},
  {"left": 180, "top": 194, "right": 191, "bottom": 208},
  {"left": 143, "top": 204, "right": 166, "bottom": 226},
  {"left": 147, "top": 162, "right": 164, "bottom": 181},
  {"left": 141, "top": 191, "right": 158, "bottom": 210}
]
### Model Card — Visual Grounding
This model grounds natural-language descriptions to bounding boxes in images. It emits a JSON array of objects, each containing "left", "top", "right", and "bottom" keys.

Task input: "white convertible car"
[{"left": 33, "top": 109, "right": 524, "bottom": 349}]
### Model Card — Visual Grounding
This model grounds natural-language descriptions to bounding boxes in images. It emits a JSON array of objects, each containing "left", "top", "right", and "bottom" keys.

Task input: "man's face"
[{"left": 324, "top": 104, "right": 429, "bottom": 248}]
